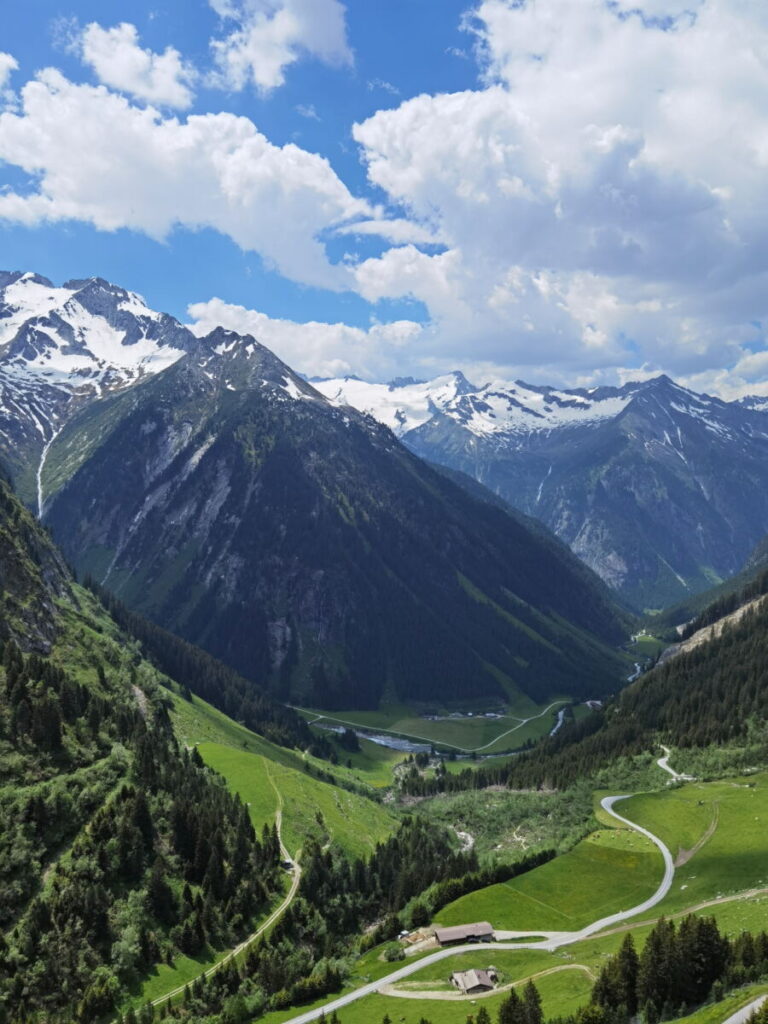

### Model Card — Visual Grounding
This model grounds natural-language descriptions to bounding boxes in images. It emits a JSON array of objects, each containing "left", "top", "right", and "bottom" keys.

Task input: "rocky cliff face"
[
  {"left": 316, "top": 374, "right": 768, "bottom": 610},
  {"left": 41, "top": 329, "right": 629, "bottom": 709}
]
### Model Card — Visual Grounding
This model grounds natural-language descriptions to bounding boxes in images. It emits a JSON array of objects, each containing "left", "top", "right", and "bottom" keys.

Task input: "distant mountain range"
[
  {"left": 314, "top": 374, "right": 768, "bottom": 609},
  {"left": 0, "top": 271, "right": 631, "bottom": 709},
  {"left": 3, "top": 266, "right": 768, "bottom": 680}
]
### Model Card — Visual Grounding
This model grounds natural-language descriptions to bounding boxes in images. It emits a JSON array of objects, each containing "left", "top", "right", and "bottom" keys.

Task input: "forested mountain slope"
[
  {"left": 0, "top": 476, "right": 312, "bottom": 1023},
  {"left": 41, "top": 329, "right": 630, "bottom": 710}
]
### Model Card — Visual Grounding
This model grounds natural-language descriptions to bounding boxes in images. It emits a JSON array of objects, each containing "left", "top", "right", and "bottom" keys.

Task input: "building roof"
[
  {"left": 451, "top": 969, "right": 495, "bottom": 992},
  {"left": 434, "top": 921, "right": 493, "bottom": 944}
]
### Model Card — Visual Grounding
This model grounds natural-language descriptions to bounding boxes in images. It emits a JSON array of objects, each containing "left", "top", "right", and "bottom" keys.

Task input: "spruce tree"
[
  {"left": 523, "top": 980, "right": 543, "bottom": 1024},
  {"left": 617, "top": 932, "right": 640, "bottom": 1014},
  {"left": 499, "top": 987, "right": 526, "bottom": 1024}
]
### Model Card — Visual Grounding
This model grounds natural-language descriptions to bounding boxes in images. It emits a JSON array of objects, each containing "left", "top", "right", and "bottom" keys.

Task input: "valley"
[
  {"left": 0, "top": 279, "right": 768, "bottom": 1024},
  {"left": 6, "top": 5, "right": 768, "bottom": 1024},
  {"left": 296, "top": 697, "right": 580, "bottom": 756},
  {"left": 256, "top": 769, "right": 768, "bottom": 1024},
  {"left": 3, "top": 399, "right": 768, "bottom": 1024}
]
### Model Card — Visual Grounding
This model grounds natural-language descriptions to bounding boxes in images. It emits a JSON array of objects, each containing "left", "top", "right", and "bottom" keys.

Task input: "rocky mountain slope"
[
  {"left": 0, "top": 270, "right": 193, "bottom": 507},
  {"left": 38, "top": 327, "right": 630, "bottom": 709},
  {"left": 315, "top": 374, "right": 768, "bottom": 609}
]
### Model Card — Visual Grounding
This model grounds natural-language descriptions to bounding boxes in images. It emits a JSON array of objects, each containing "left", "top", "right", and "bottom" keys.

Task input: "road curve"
[
  {"left": 281, "top": 794, "right": 676, "bottom": 1024},
  {"left": 657, "top": 745, "right": 695, "bottom": 782},
  {"left": 721, "top": 994, "right": 768, "bottom": 1024}
]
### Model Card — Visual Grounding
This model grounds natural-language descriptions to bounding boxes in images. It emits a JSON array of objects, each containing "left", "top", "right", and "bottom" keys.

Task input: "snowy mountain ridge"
[
  {"left": 314, "top": 372, "right": 757, "bottom": 444},
  {"left": 316, "top": 371, "right": 768, "bottom": 607},
  {"left": 0, "top": 271, "right": 193, "bottom": 399},
  {"left": 5, "top": 268, "right": 768, "bottom": 610},
  {"left": 0, "top": 270, "right": 196, "bottom": 503}
]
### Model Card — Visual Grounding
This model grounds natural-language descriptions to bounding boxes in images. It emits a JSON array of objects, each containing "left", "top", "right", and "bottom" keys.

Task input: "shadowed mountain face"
[
  {"left": 315, "top": 374, "right": 768, "bottom": 610},
  {"left": 41, "top": 328, "right": 629, "bottom": 710}
]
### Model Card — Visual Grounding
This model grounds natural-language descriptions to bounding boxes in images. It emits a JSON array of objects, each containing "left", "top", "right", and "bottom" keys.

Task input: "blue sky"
[
  {"left": 3, "top": 0, "right": 768, "bottom": 396},
  {"left": 1, "top": 0, "right": 473, "bottom": 325}
]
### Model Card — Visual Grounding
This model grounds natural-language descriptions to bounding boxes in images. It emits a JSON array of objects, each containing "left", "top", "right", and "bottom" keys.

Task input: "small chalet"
[
  {"left": 434, "top": 921, "right": 494, "bottom": 946},
  {"left": 451, "top": 968, "right": 496, "bottom": 994}
]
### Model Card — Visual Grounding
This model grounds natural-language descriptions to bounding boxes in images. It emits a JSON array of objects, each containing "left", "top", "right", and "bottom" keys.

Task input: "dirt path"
[
  {"left": 675, "top": 803, "right": 719, "bottom": 867},
  {"left": 380, "top": 963, "right": 596, "bottom": 1001},
  {"left": 588, "top": 885, "right": 768, "bottom": 942},
  {"left": 150, "top": 765, "right": 301, "bottom": 1011}
]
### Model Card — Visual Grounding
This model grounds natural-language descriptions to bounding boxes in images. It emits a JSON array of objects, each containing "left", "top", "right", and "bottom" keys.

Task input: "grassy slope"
[
  {"left": 435, "top": 827, "right": 661, "bottom": 931},
  {"left": 172, "top": 689, "right": 403, "bottom": 792},
  {"left": 198, "top": 743, "right": 398, "bottom": 860},
  {"left": 169, "top": 687, "right": 400, "bottom": 859},
  {"left": 256, "top": 770, "right": 768, "bottom": 1024},
  {"left": 622, "top": 774, "right": 768, "bottom": 914}
]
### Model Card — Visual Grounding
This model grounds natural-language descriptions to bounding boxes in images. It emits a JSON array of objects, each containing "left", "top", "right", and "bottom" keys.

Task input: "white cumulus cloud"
[
  {"left": 0, "top": 69, "right": 369, "bottom": 290},
  {"left": 210, "top": 0, "right": 352, "bottom": 93},
  {"left": 349, "top": 0, "right": 768, "bottom": 386},
  {"left": 80, "top": 22, "right": 196, "bottom": 108},
  {"left": 0, "top": 53, "right": 18, "bottom": 91},
  {"left": 188, "top": 296, "right": 423, "bottom": 379}
]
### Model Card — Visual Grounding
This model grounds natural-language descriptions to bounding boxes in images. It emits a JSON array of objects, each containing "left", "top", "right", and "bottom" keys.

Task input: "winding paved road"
[
  {"left": 282, "top": 794, "right": 676, "bottom": 1024},
  {"left": 657, "top": 745, "right": 695, "bottom": 783}
]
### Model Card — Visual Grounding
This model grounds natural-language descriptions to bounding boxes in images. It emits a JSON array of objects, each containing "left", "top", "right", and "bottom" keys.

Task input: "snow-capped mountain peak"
[
  {"left": 0, "top": 271, "right": 192, "bottom": 390},
  {"left": 313, "top": 370, "right": 474, "bottom": 435},
  {"left": 314, "top": 372, "right": 641, "bottom": 439},
  {"left": 737, "top": 394, "right": 768, "bottom": 414},
  {"left": 0, "top": 271, "right": 196, "bottom": 511}
]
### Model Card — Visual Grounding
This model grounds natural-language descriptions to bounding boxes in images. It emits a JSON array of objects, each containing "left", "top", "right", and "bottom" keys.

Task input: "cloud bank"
[{"left": 3, "top": 2, "right": 768, "bottom": 394}]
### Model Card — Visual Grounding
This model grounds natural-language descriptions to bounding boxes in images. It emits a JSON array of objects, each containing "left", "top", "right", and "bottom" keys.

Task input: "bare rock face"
[{"left": 315, "top": 374, "right": 768, "bottom": 610}]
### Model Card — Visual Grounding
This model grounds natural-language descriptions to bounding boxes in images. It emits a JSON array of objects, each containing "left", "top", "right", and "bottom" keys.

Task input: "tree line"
[
  {"left": 0, "top": 636, "right": 284, "bottom": 1024},
  {"left": 557, "top": 915, "right": 768, "bottom": 1024},
  {"left": 399, "top": 585, "right": 768, "bottom": 799}
]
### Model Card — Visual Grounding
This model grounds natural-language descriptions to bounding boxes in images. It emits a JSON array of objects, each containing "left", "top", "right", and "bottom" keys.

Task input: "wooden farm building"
[
  {"left": 451, "top": 968, "right": 496, "bottom": 994},
  {"left": 434, "top": 921, "right": 494, "bottom": 946}
]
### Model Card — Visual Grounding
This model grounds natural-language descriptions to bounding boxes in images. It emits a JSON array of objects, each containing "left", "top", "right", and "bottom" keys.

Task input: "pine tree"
[
  {"left": 148, "top": 858, "right": 176, "bottom": 925},
  {"left": 523, "top": 980, "right": 543, "bottom": 1024},
  {"left": 499, "top": 987, "right": 526, "bottom": 1024}
]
